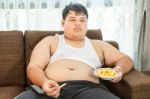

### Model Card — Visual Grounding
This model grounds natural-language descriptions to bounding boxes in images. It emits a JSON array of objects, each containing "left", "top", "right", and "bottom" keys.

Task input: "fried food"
[{"left": 95, "top": 68, "right": 117, "bottom": 78}]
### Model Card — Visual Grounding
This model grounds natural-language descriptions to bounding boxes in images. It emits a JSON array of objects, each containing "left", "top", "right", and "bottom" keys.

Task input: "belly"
[{"left": 45, "top": 59, "right": 100, "bottom": 84}]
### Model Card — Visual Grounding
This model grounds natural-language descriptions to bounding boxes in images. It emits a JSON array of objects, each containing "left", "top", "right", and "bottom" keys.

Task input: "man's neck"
[{"left": 64, "top": 35, "right": 85, "bottom": 48}]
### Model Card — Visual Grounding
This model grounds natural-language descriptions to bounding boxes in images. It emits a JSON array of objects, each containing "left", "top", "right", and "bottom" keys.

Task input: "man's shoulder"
[
  {"left": 42, "top": 34, "right": 60, "bottom": 48},
  {"left": 90, "top": 39, "right": 111, "bottom": 49},
  {"left": 42, "top": 34, "right": 59, "bottom": 42},
  {"left": 90, "top": 39, "right": 103, "bottom": 45}
]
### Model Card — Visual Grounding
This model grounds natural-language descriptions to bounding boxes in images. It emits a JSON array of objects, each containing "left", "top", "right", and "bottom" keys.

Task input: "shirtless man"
[{"left": 17, "top": 3, "right": 133, "bottom": 99}]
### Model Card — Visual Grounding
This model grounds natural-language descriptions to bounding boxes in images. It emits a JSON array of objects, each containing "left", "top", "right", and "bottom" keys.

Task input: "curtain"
[
  {"left": 0, "top": 0, "right": 144, "bottom": 70},
  {"left": 132, "top": 0, "right": 145, "bottom": 70},
  {"left": 138, "top": 0, "right": 150, "bottom": 71}
]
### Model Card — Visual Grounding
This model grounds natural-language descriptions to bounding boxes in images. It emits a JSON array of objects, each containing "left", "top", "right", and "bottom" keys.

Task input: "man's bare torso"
[{"left": 45, "top": 35, "right": 104, "bottom": 84}]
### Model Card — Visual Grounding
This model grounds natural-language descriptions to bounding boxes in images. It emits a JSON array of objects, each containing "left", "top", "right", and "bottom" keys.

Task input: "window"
[
  {"left": 30, "top": 2, "right": 35, "bottom": 9},
  {"left": 41, "top": 2, "right": 47, "bottom": 8}
]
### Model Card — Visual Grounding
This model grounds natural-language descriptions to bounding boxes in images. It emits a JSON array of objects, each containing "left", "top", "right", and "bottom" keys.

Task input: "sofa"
[{"left": 0, "top": 30, "right": 150, "bottom": 99}]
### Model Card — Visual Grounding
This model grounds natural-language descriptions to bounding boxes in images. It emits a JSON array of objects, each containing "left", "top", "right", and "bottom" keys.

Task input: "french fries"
[{"left": 96, "top": 68, "right": 117, "bottom": 78}]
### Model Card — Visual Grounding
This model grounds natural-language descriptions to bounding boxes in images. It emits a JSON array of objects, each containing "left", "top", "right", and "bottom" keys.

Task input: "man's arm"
[
  {"left": 27, "top": 36, "right": 61, "bottom": 97},
  {"left": 27, "top": 36, "right": 52, "bottom": 87},
  {"left": 113, "top": 55, "right": 133, "bottom": 75},
  {"left": 101, "top": 41, "right": 134, "bottom": 75}
]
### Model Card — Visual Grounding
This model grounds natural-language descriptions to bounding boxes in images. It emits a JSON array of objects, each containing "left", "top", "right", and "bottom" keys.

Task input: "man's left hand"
[{"left": 111, "top": 66, "right": 123, "bottom": 83}]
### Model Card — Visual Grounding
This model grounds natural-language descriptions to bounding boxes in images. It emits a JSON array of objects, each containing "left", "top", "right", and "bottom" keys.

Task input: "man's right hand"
[{"left": 42, "top": 79, "right": 61, "bottom": 98}]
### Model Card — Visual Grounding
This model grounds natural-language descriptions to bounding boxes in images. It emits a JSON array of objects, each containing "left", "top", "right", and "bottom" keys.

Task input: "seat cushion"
[{"left": 0, "top": 86, "right": 25, "bottom": 99}]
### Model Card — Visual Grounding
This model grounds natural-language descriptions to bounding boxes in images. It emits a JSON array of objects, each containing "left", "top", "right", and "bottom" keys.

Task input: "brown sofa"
[{"left": 0, "top": 30, "right": 150, "bottom": 99}]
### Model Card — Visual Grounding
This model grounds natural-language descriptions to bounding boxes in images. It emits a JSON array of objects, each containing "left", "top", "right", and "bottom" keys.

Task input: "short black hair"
[{"left": 62, "top": 3, "right": 88, "bottom": 20}]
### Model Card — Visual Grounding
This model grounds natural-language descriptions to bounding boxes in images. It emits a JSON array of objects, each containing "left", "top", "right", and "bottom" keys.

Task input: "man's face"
[{"left": 62, "top": 11, "right": 88, "bottom": 40}]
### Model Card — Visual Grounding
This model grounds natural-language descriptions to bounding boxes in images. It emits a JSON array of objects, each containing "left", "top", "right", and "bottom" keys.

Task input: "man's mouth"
[{"left": 74, "top": 28, "right": 81, "bottom": 31}]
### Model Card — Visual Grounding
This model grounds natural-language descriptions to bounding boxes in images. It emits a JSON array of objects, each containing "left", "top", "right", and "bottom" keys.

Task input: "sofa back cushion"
[
  {"left": 0, "top": 31, "right": 25, "bottom": 86},
  {"left": 24, "top": 29, "right": 102, "bottom": 84}
]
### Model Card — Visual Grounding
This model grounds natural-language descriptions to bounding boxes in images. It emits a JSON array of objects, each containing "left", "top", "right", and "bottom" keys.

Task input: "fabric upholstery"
[
  {"left": 143, "top": 71, "right": 150, "bottom": 76},
  {"left": 0, "top": 31, "right": 26, "bottom": 86},
  {"left": 0, "top": 86, "right": 24, "bottom": 99}
]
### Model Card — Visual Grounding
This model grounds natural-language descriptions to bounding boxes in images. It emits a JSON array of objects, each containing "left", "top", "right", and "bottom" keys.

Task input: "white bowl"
[{"left": 93, "top": 68, "right": 117, "bottom": 80}]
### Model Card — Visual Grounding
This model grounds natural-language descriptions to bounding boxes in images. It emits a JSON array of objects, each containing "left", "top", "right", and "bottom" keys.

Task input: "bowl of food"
[{"left": 94, "top": 68, "right": 117, "bottom": 80}]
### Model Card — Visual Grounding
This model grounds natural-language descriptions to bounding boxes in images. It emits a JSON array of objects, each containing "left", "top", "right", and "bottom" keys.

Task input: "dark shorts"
[{"left": 15, "top": 80, "right": 120, "bottom": 99}]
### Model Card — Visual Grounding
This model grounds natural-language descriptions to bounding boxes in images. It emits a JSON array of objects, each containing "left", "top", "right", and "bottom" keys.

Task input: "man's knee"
[
  {"left": 74, "top": 88, "right": 120, "bottom": 99},
  {"left": 15, "top": 89, "right": 39, "bottom": 99},
  {"left": 15, "top": 89, "right": 59, "bottom": 99}
]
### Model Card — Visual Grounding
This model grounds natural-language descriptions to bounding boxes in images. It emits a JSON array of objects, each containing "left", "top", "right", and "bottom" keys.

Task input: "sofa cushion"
[
  {"left": 0, "top": 31, "right": 26, "bottom": 86},
  {"left": 0, "top": 86, "right": 24, "bottom": 99}
]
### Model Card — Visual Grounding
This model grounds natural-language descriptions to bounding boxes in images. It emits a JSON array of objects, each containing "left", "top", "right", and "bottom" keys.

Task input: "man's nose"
[{"left": 75, "top": 20, "right": 81, "bottom": 26}]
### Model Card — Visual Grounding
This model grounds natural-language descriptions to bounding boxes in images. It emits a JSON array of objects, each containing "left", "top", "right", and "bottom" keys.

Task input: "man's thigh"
[
  {"left": 15, "top": 89, "right": 56, "bottom": 99},
  {"left": 74, "top": 88, "right": 120, "bottom": 99}
]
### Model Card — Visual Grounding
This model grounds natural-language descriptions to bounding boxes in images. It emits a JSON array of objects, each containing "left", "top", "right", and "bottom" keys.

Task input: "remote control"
[{"left": 30, "top": 85, "right": 45, "bottom": 95}]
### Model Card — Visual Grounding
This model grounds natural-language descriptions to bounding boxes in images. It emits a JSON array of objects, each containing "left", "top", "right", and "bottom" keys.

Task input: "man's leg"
[
  {"left": 15, "top": 88, "right": 58, "bottom": 99},
  {"left": 74, "top": 87, "right": 120, "bottom": 99}
]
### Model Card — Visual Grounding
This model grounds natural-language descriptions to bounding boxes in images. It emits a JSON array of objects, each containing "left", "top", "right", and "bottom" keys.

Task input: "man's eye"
[
  {"left": 81, "top": 20, "right": 86, "bottom": 22},
  {"left": 70, "top": 19, "right": 75, "bottom": 21}
]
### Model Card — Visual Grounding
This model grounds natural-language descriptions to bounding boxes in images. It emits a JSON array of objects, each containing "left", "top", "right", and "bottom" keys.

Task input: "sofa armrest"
[{"left": 104, "top": 69, "right": 150, "bottom": 99}]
